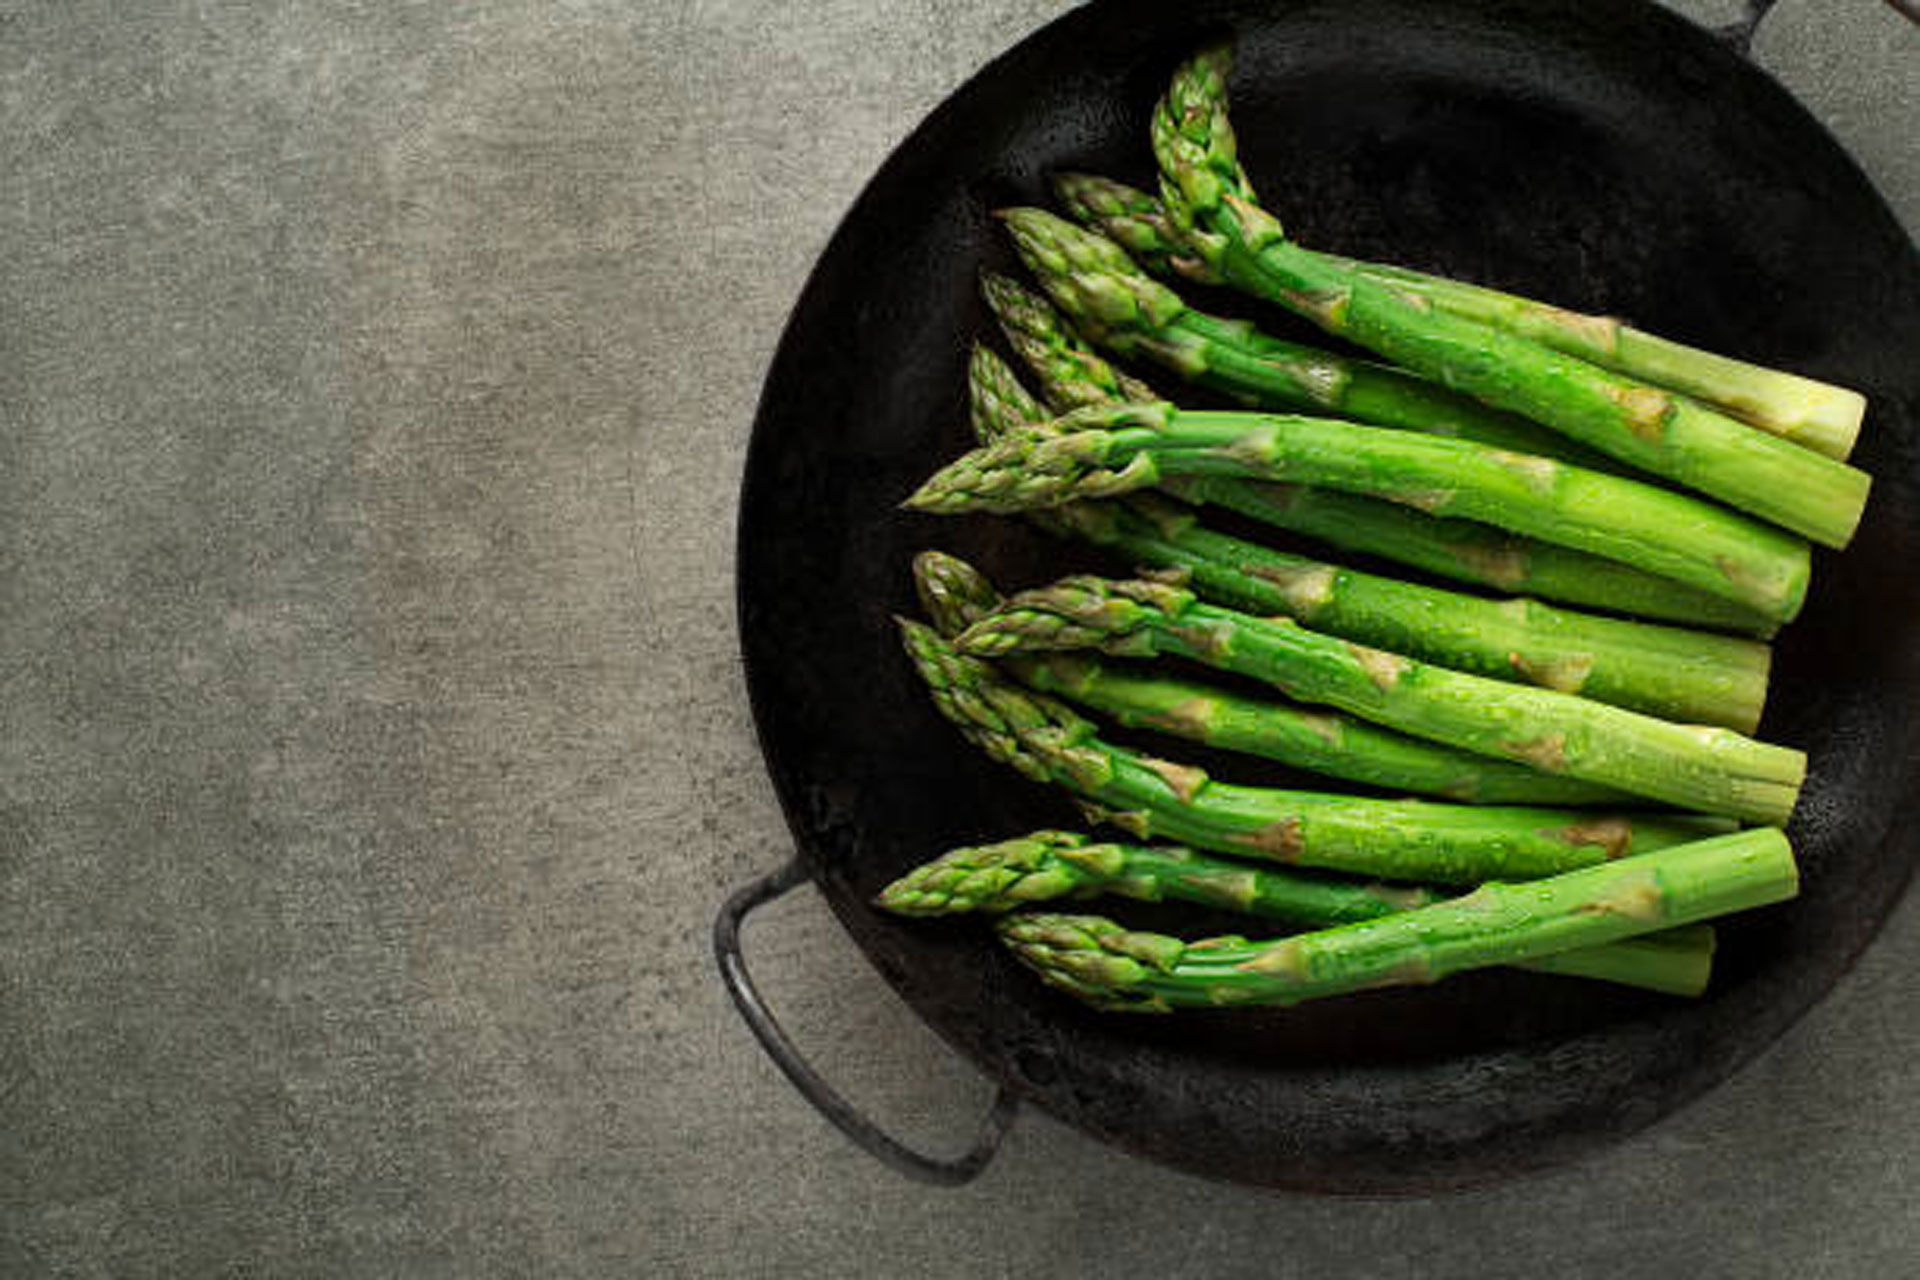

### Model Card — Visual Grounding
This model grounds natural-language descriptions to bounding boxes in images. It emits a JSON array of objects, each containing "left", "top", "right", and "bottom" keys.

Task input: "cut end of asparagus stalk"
[
  {"left": 1299, "top": 247, "right": 1870, "bottom": 461},
  {"left": 1521, "top": 923, "right": 1716, "bottom": 997},
  {"left": 1612, "top": 329, "right": 1866, "bottom": 459}
]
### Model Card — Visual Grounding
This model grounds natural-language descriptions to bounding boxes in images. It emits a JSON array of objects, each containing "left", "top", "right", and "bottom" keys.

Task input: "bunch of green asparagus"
[{"left": 877, "top": 44, "right": 1867, "bottom": 1014}]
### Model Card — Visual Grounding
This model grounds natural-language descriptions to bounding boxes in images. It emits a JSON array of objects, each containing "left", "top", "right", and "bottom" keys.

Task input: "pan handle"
[
  {"left": 712, "top": 856, "right": 1019, "bottom": 1186},
  {"left": 1714, "top": 0, "right": 1918, "bottom": 56},
  {"left": 1710, "top": 0, "right": 1781, "bottom": 55}
]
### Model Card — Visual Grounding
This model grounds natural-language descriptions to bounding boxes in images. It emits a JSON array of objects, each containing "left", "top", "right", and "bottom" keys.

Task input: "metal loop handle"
[
  {"left": 1711, "top": 0, "right": 1782, "bottom": 56},
  {"left": 713, "top": 856, "right": 1019, "bottom": 1186}
]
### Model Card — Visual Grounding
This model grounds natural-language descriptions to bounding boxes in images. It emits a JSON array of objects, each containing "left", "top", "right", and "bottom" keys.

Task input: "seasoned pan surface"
[{"left": 735, "top": 0, "right": 1920, "bottom": 1192}]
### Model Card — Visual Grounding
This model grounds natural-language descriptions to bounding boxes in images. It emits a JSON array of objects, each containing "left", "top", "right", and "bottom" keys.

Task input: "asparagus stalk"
[
  {"left": 1150, "top": 46, "right": 1870, "bottom": 547},
  {"left": 916, "top": 548, "right": 1633, "bottom": 805},
  {"left": 900, "top": 616, "right": 1725, "bottom": 884},
  {"left": 907, "top": 401, "right": 1811, "bottom": 623},
  {"left": 1040, "top": 495, "right": 1770, "bottom": 730},
  {"left": 1053, "top": 172, "right": 1864, "bottom": 460},
  {"left": 1314, "top": 252, "right": 1864, "bottom": 459},
  {"left": 996, "top": 212, "right": 1621, "bottom": 472},
  {"left": 954, "top": 574, "right": 1805, "bottom": 824},
  {"left": 963, "top": 348, "right": 1770, "bottom": 727},
  {"left": 1170, "top": 476, "right": 1778, "bottom": 635},
  {"left": 996, "top": 827, "right": 1797, "bottom": 1012},
  {"left": 975, "top": 306, "right": 1774, "bottom": 635},
  {"left": 877, "top": 829, "right": 1717, "bottom": 995},
  {"left": 883, "top": 828, "right": 1443, "bottom": 919}
]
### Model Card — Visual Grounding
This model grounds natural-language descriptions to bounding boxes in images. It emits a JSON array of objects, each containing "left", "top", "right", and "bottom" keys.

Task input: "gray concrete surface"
[{"left": 2, "top": 2, "right": 1916, "bottom": 1276}]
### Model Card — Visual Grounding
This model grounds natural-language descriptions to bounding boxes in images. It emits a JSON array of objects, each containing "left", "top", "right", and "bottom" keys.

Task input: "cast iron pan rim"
[
  {"left": 731, "top": 0, "right": 1920, "bottom": 1193},
  {"left": 730, "top": 0, "right": 1053, "bottom": 809}
]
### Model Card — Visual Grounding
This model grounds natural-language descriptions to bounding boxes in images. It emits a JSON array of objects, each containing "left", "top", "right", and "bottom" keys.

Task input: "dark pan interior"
[{"left": 734, "top": 0, "right": 1920, "bottom": 1193}]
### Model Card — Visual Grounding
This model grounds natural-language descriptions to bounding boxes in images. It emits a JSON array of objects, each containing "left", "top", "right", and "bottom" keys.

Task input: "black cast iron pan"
[{"left": 718, "top": 0, "right": 1920, "bottom": 1194}]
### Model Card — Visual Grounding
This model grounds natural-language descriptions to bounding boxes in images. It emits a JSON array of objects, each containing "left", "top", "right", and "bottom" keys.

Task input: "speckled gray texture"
[{"left": 1, "top": 2, "right": 1915, "bottom": 1276}]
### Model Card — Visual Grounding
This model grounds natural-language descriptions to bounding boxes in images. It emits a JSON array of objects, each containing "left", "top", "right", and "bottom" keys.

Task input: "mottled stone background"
[{"left": 2, "top": 2, "right": 1916, "bottom": 1276}]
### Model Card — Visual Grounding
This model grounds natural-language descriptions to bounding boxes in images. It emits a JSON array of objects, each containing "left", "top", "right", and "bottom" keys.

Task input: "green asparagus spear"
[
  {"left": 1150, "top": 46, "right": 1870, "bottom": 547},
  {"left": 1041, "top": 492, "right": 1770, "bottom": 730},
  {"left": 1311, "top": 252, "right": 1864, "bottom": 460},
  {"left": 877, "top": 829, "right": 1716, "bottom": 995},
  {"left": 1053, "top": 171, "right": 1864, "bottom": 460},
  {"left": 916, "top": 548, "right": 1632, "bottom": 804},
  {"left": 900, "top": 616, "right": 1724, "bottom": 884},
  {"left": 958, "top": 358, "right": 1770, "bottom": 728},
  {"left": 996, "top": 211, "right": 1621, "bottom": 471},
  {"left": 883, "top": 828, "right": 1437, "bottom": 918},
  {"left": 1169, "top": 476, "right": 1777, "bottom": 634},
  {"left": 996, "top": 827, "right": 1796, "bottom": 1011},
  {"left": 954, "top": 574, "right": 1804, "bottom": 824},
  {"left": 974, "top": 308, "right": 1774, "bottom": 635},
  {"left": 907, "top": 401, "right": 1811, "bottom": 623}
]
